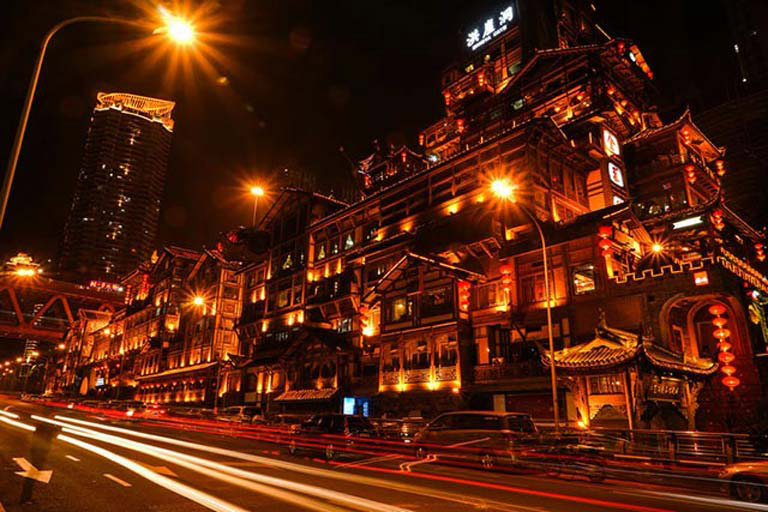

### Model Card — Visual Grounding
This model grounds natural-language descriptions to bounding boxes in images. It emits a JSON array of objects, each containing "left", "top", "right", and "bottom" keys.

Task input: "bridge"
[{"left": 0, "top": 275, "right": 123, "bottom": 343}]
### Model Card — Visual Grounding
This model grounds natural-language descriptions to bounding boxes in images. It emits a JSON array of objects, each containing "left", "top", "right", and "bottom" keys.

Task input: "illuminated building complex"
[
  {"left": 224, "top": 0, "right": 767, "bottom": 430},
  {"left": 57, "top": 92, "right": 175, "bottom": 283},
  {"left": 51, "top": 1, "right": 768, "bottom": 430}
]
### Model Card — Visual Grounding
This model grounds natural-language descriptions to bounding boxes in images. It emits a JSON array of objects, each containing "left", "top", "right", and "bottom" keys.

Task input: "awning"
[
  {"left": 135, "top": 361, "right": 217, "bottom": 381},
  {"left": 274, "top": 388, "right": 338, "bottom": 402}
]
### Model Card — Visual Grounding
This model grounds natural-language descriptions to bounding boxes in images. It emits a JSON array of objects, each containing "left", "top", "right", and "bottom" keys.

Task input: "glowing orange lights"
[
  {"left": 684, "top": 164, "right": 696, "bottom": 184},
  {"left": 714, "top": 159, "right": 726, "bottom": 177},
  {"left": 157, "top": 6, "right": 196, "bottom": 45},
  {"left": 458, "top": 281, "right": 471, "bottom": 312},
  {"left": 192, "top": 296, "right": 204, "bottom": 306},
  {"left": 756, "top": 243, "right": 765, "bottom": 262},
  {"left": 490, "top": 179, "right": 516, "bottom": 201},
  {"left": 250, "top": 185, "right": 265, "bottom": 197},
  {"left": 598, "top": 226, "right": 612, "bottom": 239},
  {"left": 651, "top": 243, "right": 664, "bottom": 254},
  {"left": 693, "top": 271, "right": 709, "bottom": 286},
  {"left": 456, "top": 119, "right": 465, "bottom": 134},
  {"left": 718, "top": 351, "right": 735, "bottom": 364},
  {"left": 711, "top": 209, "right": 725, "bottom": 231},
  {"left": 709, "top": 303, "right": 740, "bottom": 391}
]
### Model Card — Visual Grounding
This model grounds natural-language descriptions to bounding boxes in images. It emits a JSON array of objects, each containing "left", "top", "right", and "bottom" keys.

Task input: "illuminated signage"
[
  {"left": 694, "top": 271, "right": 709, "bottom": 286},
  {"left": 96, "top": 377, "right": 105, "bottom": 387},
  {"left": 608, "top": 162, "right": 624, "bottom": 188},
  {"left": 612, "top": 195, "right": 625, "bottom": 205},
  {"left": 89, "top": 280, "right": 125, "bottom": 293},
  {"left": 602, "top": 129, "right": 620, "bottom": 156},
  {"left": 672, "top": 216, "right": 704, "bottom": 230},
  {"left": 466, "top": 5, "right": 515, "bottom": 51}
]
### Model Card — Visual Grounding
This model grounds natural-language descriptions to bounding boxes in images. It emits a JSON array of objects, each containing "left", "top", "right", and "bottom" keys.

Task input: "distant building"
[{"left": 57, "top": 92, "right": 175, "bottom": 283}]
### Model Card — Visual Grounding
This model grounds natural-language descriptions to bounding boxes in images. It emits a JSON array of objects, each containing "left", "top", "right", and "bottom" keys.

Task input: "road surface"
[{"left": 0, "top": 397, "right": 765, "bottom": 512}]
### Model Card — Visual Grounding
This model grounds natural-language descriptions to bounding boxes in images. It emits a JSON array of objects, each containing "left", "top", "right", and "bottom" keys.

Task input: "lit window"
[
  {"left": 572, "top": 264, "right": 596, "bottom": 295},
  {"left": 388, "top": 297, "right": 412, "bottom": 323},
  {"left": 317, "top": 244, "right": 326, "bottom": 260},
  {"left": 344, "top": 233, "right": 355, "bottom": 250}
]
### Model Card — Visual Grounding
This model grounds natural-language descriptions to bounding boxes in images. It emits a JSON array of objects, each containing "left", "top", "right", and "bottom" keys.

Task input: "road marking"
[
  {"left": 400, "top": 454, "right": 437, "bottom": 472},
  {"left": 104, "top": 473, "right": 132, "bottom": 487},
  {"left": 132, "top": 460, "right": 177, "bottom": 477},
  {"left": 13, "top": 457, "right": 53, "bottom": 483},
  {"left": 65, "top": 455, "right": 80, "bottom": 462}
]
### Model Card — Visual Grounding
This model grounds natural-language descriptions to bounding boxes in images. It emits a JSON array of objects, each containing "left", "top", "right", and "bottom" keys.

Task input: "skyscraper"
[{"left": 57, "top": 92, "right": 175, "bottom": 282}]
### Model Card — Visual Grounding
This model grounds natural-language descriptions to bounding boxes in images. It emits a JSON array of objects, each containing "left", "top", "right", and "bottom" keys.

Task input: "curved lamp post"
[
  {"left": 0, "top": 11, "right": 196, "bottom": 228},
  {"left": 492, "top": 179, "right": 560, "bottom": 432}
]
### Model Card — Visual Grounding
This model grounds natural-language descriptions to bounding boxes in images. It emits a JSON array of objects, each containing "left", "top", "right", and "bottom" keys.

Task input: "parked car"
[
  {"left": 413, "top": 411, "right": 538, "bottom": 469},
  {"left": 216, "top": 406, "right": 263, "bottom": 424},
  {"left": 720, "top": 461, "right": 768, "bottom": 502},
  {"left": 287, "top": 413, "right": 380, "bottom": 460},
  {"left": 267, "top": 414, "right": 308, "bottom": 432}
]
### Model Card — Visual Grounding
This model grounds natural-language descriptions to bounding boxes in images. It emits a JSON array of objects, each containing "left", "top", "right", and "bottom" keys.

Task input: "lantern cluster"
[
  {"left": 711, "top": 209, "right": 725, "bottom": 231},
  {"left": 456, "top": 119, "right": 466, "bottom": 134},
  {"left": 684, "top": 164, "right": 696, "bottom": 185},
  {"left": 709, "top": 304, "right": 740, "bottom": 391},
  {"left": 359, "top": 305, "right": 372, "bottom": 337},
  {"left": 477, "top": 71, "right": 486, "bottom": 88},
  {"left": 499, "top": 264, "right": 513, "bottom": 298},
  {"left": 714, "top": 159, "right": 726, "bottom": 177},
  {"left": 756, "top": 243, "right": 765, "bottom": 263},
  {"left": 443, "top": 91, "right": 451, "bottom": 107},
  {"left": 458, "top": 281, "right": 471, "bottom": 312},
  {"left": 598, "top": 225, "right": 613, "bottom": 257}
]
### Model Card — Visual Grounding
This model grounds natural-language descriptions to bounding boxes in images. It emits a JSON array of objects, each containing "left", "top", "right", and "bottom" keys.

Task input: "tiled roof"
[{"left": 274, "top": 388, "right": 338, "bottom": 402}]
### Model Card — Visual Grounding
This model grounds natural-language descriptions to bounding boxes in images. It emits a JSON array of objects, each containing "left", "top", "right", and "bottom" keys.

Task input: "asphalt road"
[{"left": 0, "top": 398, "right": 766, "bottom": 512}]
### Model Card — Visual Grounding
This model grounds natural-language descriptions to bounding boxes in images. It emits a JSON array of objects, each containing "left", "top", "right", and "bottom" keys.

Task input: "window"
[
  {"left": 277, "top": 290, "right": 290, "bottom": 308},
  {"left": 364, "top": 223, "right": 379, "bottom": 242},
  {"left": 406, "top": 339, "right": 430, "bottom": 370},
  {"left": 488, "top": 326, "right": 510, "bottom": 362},
  {"left": 343, "top": 233, "right": 355, "bottom": 251},
  {"left": 387, "top": 297, "right": 412, "bottom": 323},
  {"left": 317, "top": 243, "right": 326, "bottom": 261},
  {"left": 452, "top": 414, "right": 503, "bottom": 430},
  {"left": 382, "top": 345, "right": 400, "bottom": 372},
  {"left": 589, "top": 375, "right": 624, "bottom": 395},
  {"left": 421, "top": 286, "right": 453, "bottom": 317},
  {"left": 437, "top": 336, "right": 457, "bottom": 366},
  {"left": 282, "top": 254, "right": 293, "bottom": 270},
  {"left": 571, "top": 264, "right": 596, "bottom": 295},
  {"left": 521, "top": 272, "right": 553, "bottom": 304},
  {"left": 475, "top": 282, "right": 502, "bottom": 309},
  {"left": 337, "top": 317, "right": 353, "bottom": 333},
  {"left": 330, "top": 239, "right": 340, "bottom": 256}
]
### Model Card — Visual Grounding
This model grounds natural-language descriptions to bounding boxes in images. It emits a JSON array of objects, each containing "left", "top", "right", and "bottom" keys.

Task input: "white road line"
[
  {"left": 104, "top": 473, "right": 132, "bottom": 487},
  {"left": 65, "top": 455, "right": 80, "bottom": 462},
  {"left": 336, "top": 453, "right": 405, "bottom": 469},
  {"left": 400, "top": 454, "right": 437, "bottom": 473}
]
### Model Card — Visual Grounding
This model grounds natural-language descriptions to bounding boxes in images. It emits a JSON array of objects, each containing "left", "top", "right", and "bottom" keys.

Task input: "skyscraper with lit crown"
[{"left": 57, "top": 92, "right": 175, "bottom": 283}]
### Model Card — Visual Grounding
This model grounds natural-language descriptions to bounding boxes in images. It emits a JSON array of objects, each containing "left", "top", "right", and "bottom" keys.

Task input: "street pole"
[
  {"left": 0, "top": 16, "right": 149, "bottom": 229},
  {"left": 518, "top": 203, "right": 559, "bottom": 432},
  {"left": 214, "top": 358, "right": 222, "bottom": 414},
  {"left": 252, "top": 196, "right": 259, "bottom": 227}
]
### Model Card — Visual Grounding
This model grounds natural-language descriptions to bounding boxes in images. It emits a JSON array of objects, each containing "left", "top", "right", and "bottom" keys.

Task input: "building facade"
[
  {"left": 225, "top": 1, "right": 767, "bottom": 431},
  {"left": 57, "top": 92, "right": 175, "bottom": 283},
  {"left": 50, "top": 1, "right": 768, "bottom": 432}
]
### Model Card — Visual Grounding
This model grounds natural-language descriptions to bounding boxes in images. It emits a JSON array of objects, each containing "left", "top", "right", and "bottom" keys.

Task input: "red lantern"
[
  {"left": 457, "top": 119, "right": 465, "bottom": 134},
  {"left": 598, "top": 239, "right": 612, "bottom": 251},
  {"left": 715, "top": 160, "right": 726, "bottom": 177},
  {"left": 477, "top": 72, "right": 485, "bottom": 87},
  {"left": 722, "top": 376, "right": 740, "bottom": 390},
  {"left": 598, "top": 226, "right": 612, "bottom": 239},
  {"left": 720, "top": 365, "right": 737, "bottom": 376},
  {"left": 708, "top": 304, "right": 726, "bottom": 316},
  {"left": 713, "top": 328, "right": 731, "bottom": 339},
  {"left": 712, "top": 317, "right": 728, "bottom": 328},
  {"left": 443, "top": 91, "right": 451, "bottom": 106},
  {"left": 500, "top": 264, "right": 513, "bottom": 275},
  {"left": 718, "top": 351, "right": 735, "bottom": 364},
  {"left": 717, "top": 341, "right": 732, "bottom": 352}
]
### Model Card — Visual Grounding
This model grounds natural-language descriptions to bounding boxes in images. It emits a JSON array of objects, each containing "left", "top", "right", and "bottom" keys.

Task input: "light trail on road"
[
  {"left": 46, "top": 414, "right": 698, "bottom": 512},
  {"left": 34, "top": 415, "right": 413, "bottom": 512}
]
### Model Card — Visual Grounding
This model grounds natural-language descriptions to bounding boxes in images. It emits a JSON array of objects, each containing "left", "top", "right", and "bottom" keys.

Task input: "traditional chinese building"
[{"left": 224, "top": 0, "right": 767, "bottom": 431}]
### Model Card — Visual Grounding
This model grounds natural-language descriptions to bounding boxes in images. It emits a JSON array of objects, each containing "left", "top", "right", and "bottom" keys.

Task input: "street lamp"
[
  {"left": 491, "top": 179, "right": 560, "bottom": 432},
  {"left": 250, "top": 185, "right": 265, "bottom": 227},
  {"left": 0, "top": 8, "right": 197, "bottom": 229},
  {"left": 192, "top": 296, "right": 205, "bottom": 307}
]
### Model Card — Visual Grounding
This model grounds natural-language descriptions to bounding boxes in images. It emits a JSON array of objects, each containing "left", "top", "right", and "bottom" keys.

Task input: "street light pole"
[
  {"left": 250, "top": 186, "right": 265, "bottom": 227},
  {"left": 517, "top": 203, "right": 559, "bottom": 432},
  {"left": 491, "top": 179, "right": 559, "bottom": 432},
  {"left": 0, "top": 16, "right": 146, "bottom": 229}
]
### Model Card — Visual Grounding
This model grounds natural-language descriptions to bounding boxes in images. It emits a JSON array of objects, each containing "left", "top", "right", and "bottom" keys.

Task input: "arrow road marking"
[
  {"left": 133, "top": 460, "right": 177, "bottom": 477},
  {"left": 104, "top": 473, "right": 132, "bottom": 487},
  {"left": 13, "top": 457, "right": 52, "bottom": 484}
]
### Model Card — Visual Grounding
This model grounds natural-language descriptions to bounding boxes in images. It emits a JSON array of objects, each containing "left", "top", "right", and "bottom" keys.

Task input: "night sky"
[{"left": 0, "top": 0, "right": 739, "bottom": 266}]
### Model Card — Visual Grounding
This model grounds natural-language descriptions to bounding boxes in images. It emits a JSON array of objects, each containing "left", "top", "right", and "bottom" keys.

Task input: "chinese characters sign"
[
  {"left": 602, "top": 128, "right": 620, "bottom": 157},
  {"left": 608, "top": 162, "right": 624, "bottom": 188},
  {"left": 466, "top": 5, "right": 515, "bottom": 51}
]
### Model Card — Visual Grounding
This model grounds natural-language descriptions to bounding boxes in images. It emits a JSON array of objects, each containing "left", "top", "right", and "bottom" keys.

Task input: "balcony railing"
[{"left": 473, "top": 360, "right": 546, "bottom": 382}]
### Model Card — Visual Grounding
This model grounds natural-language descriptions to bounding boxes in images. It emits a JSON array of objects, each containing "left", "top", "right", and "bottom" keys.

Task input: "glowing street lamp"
[
  {"left": 192, "top": 296, "right": 205, "bottom": 307},
  {"left": 491, "top": 178, "right": 560, "bottom": 431},
  {"left": 250, "top": 185, "right": 266, "bottom": 227},
  {"left": 651, "top": 242, "right": 664, "bottom": 254},
  {"left": 15, "top": 357, "right": 22, "bottom": 363},
  {"left": 0, "top": 9, "right": 198, "bottom": 229}
]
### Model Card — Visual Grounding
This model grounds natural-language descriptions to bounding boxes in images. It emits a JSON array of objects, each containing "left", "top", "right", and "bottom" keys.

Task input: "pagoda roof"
[
  {"left": 624, "top": 109, "right": 725, "bottom": 159},
  {"left": 542, "top": 314, "right": 717, "bottom": 376},
  {"left": 257, "top": 187, "right": 348, "bottom": 232}
]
